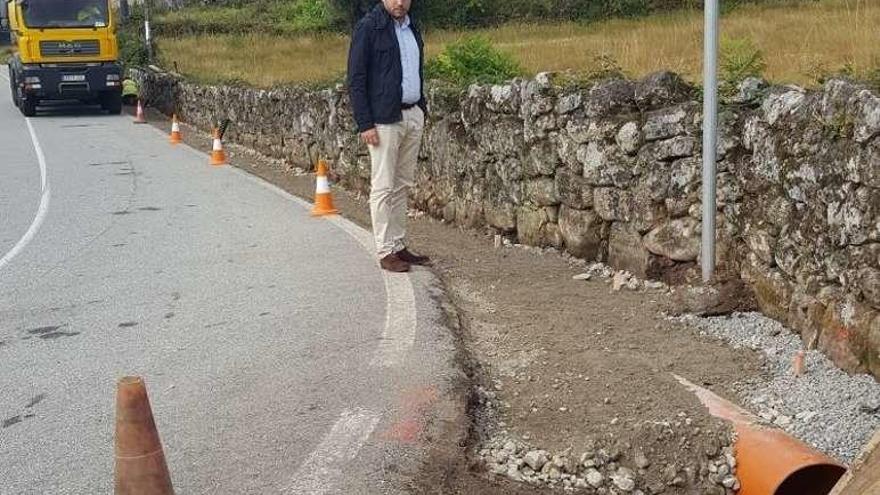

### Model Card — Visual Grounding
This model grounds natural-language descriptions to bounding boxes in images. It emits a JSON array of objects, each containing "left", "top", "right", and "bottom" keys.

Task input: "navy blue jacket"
[{"left": 347, "top": 4, "right": 427, "bottom": 133}]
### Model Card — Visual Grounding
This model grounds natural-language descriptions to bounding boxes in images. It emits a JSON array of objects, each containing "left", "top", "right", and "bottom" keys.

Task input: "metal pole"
[
  {"left": 701, "top": 0, "right": 719, "bottom": 283},
  {"left": 144, "top": 0, "right": 153, "bottom": 63}
]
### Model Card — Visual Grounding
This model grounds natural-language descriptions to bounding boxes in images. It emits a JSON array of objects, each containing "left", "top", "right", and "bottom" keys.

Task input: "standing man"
[{"left": 347, "top": 0, "right": 429, "bottom": 273}]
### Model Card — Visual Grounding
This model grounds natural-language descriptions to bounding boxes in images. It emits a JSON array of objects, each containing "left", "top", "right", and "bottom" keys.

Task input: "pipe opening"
[{"left": 775, "top": 464, "right": 847, "bottom": 495}]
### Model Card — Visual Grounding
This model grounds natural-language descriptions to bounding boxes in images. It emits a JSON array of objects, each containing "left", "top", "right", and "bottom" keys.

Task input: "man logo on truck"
[{"left": 56, "top": 42, "right": 83, "bottom": 54}]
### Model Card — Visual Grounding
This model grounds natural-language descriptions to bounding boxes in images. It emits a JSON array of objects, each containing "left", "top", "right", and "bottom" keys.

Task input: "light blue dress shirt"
[{"left": 394, "top": 16, "right": 421, "bottom": 105}]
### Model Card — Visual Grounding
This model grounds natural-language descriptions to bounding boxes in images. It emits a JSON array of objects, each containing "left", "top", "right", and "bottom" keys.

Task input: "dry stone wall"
[{"left": 140, "top": 69, "right": 880, "bottom": 378}]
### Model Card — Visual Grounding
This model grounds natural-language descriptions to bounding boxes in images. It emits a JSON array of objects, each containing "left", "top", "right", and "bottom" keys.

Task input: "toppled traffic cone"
[
  {"left": 114, "top": 376, "right": 174, "bottom": 495},
  {"left": 169, "top": 115, "right": 182, "bottom": 145},
  {"left": 133, "top": 100, "right": 147, "bottom": 124},
  {"left": 310, "top": 160, "right": 338, "bottom": 216},
  {"left": 210, "top": 128, "right": 226, "bottom": 166}
]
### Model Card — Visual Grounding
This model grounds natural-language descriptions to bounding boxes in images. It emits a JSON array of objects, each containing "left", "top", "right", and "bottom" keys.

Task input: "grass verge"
[{"left": 156, "top": 0, "right": 879, "bottom": 88}]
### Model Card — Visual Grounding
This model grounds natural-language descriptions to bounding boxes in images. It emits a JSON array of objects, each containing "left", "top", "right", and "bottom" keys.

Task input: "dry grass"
[{"left": 157, "top": 0, "right": 880, "bottom": 88}]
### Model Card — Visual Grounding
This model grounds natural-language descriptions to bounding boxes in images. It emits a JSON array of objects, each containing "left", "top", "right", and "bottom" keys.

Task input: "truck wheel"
[
  {"left": 20, "top": 96, "right": 36, "bottom": 117},
  {"left": 101, "top": 92, "right": 123, "bottom": 115}
]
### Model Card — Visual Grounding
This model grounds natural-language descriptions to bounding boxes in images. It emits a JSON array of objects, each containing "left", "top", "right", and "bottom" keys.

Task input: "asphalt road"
[{"left": 0, "top": 71, "right": 458, "bottom": 494}]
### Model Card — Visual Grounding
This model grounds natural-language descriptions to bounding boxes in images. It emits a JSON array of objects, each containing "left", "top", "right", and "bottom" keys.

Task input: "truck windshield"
[{"left": 22, "top": 0, "right": 109, "bottom": 29}]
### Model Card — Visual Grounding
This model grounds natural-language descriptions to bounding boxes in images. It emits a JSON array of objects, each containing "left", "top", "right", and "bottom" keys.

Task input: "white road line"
[
  {"left": 227, "top": 168, "right": 418, "bottom": 367},
  {"left": 371, "top": 273, "right": 417, "bottom": 367},
  {"left": 149, "top": 124, "right": 419, "bottom": 365},
  {"left": 284, "top": 409, "right": 380, "bottom": 494},
  {"left": 0, "top": 118, "right": 51, "bottom": 273}
]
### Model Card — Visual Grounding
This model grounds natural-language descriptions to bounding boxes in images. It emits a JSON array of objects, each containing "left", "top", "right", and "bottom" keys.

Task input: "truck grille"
[{"left": 40, "top": 40, "right": 100, "bottom": 57}]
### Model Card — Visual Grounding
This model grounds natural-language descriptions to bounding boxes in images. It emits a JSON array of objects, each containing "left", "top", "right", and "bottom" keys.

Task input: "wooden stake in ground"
[{"left": 828, "top": 428, "right": 880, "bottom": 495}]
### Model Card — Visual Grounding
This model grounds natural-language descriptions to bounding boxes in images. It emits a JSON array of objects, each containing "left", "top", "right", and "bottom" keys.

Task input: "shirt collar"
[{"left": 395, "top": 15, "right": 411, "bottom": 29}]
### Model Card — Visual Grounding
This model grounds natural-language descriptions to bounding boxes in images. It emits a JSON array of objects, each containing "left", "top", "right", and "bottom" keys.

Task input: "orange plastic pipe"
[{"left": 674, "top": 375, "right": 846, "bottom": 495}]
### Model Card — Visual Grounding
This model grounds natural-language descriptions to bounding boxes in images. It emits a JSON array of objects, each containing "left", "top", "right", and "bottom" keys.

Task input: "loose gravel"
[{"left": 675, "top": 311, "right": 880, "bottom": 464}]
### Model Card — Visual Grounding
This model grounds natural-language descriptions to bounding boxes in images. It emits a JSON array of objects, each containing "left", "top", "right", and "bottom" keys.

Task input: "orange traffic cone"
[
  {"left": 114, "top": 376, "right": 174, "bottom": 495},
  {"left": 133, "top": 100, "right": 147, "bottom": 124},
  {"left": 169, "top": 115, "right": 182, "bottom": 144},
  {"left": 210, "top": 129, "right": 226, "bottom": 166},
  {"left": 311, "top": 160, "right": 338, "bottom": 216}
]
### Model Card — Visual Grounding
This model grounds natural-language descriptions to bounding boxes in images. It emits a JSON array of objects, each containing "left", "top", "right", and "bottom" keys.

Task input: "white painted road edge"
[
  {"left": 283, "top": 409, "right": 381, "bottom": 494},
  {"left": 224, "top": 167, "right": 418, "bottom": 367},
  {"left": 0, "top": 112, "right": 52, "bottom": 273}
]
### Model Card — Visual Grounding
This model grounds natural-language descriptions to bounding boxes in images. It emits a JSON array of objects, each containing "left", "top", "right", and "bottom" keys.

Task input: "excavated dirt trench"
[{"left": 148, "top": 111, "right": 851, "bottom": 494}]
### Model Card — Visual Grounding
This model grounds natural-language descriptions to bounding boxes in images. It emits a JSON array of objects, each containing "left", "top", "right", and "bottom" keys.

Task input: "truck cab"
[{"left": 6, "top": 0, "right": 123, "bottom": 116}]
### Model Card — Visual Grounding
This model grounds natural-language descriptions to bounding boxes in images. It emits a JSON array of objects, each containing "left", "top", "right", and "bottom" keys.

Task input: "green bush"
[
  {"left": 426, "top": 36, "right": 521, "bottom": 85},
  {"left": 117, "top": 6, "right": 151, "bottom": 68},
  {"left": 117, "top": 28, "right": 150, "bottom": 68},
  {"left": 272, "top": 0, "right": 335, "bottom": 32},
  {"left": 719, "top": 36, "right": 766, "bottom": 98},
  {"left": 607, "top": 0, "right": 651, "bottom": 17},
  {"left": 154, "top": 6, "right": 260, "bottom": 35}
]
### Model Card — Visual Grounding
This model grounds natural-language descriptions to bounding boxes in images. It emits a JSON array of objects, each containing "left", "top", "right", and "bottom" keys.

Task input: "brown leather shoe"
[
  {"left": 380, "top": 253, "right": 411, "bottom": 272},
  {"left": 396, "top": 248, "right": 430, "bottom": 265}
]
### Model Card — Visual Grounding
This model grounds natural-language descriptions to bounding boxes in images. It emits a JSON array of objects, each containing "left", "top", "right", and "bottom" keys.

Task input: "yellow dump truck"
[{"left": 5, "top": 0, "right": 122, "bottom": 116}]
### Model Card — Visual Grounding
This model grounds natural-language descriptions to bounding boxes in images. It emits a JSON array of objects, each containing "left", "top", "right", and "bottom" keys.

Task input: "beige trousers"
[{"left": 368, "top": 107, "right": 425, "bottom": 258}]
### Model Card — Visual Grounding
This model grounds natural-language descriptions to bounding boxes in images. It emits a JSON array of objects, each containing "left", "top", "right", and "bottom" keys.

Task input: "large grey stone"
[
  {"left": 731, "top": 77, "right": 769, "bottom": 104},
  {"left": 585, "top": 78, "right": 636, "bottom": 117},
  {"left": 556, "top": 93, "right": 583, "bottom": 114},
  {"left": 517, "top": 206, "right": 546, "bottom": 243},
  {"left": 644, "top": 218, "right": 701, "bottom": 261},
  {"left": 524, "top": 139, "right": 560, "bottom": 177},
  {"left": 585, "top": 468, "right": 604, "bottom": 488},
  {"left": 860, "top": 268, "right": 880, "bottom": 309},
  {"left": 580, "top": 143, "right": 635, "bottom": 187},
  {"left": 608, "top": 223, "right": 651, "bottom": 277},
  {"left": 643, "top": 105, "right": 689, "bottom": 141},
  {"left": 634, "top": 71, "right": 694, "bottom": 108},
  {"left": 653, "top": 136, "right": 699, "bottom": 161},
  {"left": 559, "top": 206, "right": 603, "bottom": 259},
  {"left": 484, "top": 202, "right": 517, "bottom": 231},
  {"left": 594, "top": 187, "right": 633, "bottom": 222},
  {"left": 524, "top": 450, "right": 549, "bottom": 471},
  {"left": 761, "top": 89, "right": 806, "bottom": 126},
  {"left": 555, "top": 168, "right": 594, "bottom": 210},
  {"left": 853, "top": 89, "right": 880, "bottom": 143},
  {"left": 486, "top": 83, "right": 520, "bottom": 114},
  {"left": 525, "top": 178, "right": 559, "bottom": 206},
  {"left": 616, "top": 121, "right": 641, "bottom": 155},
  {"left": 567, "top": 119, "right": 618, "bottom": 144}
]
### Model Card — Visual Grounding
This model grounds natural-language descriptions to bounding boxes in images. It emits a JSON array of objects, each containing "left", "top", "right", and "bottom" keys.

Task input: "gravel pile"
[
  {"left": 676, "top": 311, "right": 880, "bottom": 463},
  {"left": 473, "top": 386, "right": 740, "bottom": 494},
  {"left": 477, "top": 430, "right": 739, "bottom": 494}
]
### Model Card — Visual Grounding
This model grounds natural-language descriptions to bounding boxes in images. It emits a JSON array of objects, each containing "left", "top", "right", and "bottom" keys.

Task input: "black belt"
[{"left": 401, "top": 102, "right": 418, "bottom": 110}]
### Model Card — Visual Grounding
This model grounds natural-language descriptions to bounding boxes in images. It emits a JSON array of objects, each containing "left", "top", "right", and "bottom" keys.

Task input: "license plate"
[{"left": 62, "top": 74, "right": 85, "bottom": 82}]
